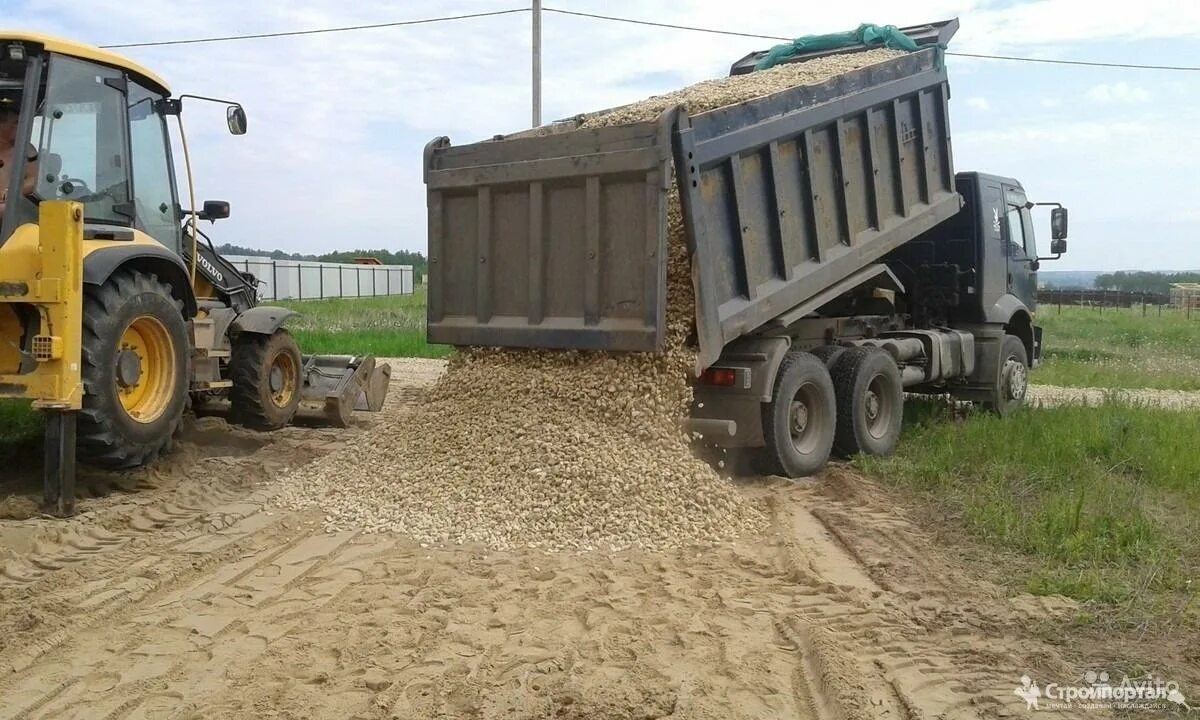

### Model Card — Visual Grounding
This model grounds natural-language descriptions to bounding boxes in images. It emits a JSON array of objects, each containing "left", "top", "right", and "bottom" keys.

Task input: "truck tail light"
[{"left": 700, "top": 368, "right": 738, "bottom": 386}]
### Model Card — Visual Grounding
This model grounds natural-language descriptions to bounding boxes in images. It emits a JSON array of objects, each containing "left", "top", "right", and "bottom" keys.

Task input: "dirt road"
[{"left": 0, "top": 360, "right": 1095, "bottom": 719}]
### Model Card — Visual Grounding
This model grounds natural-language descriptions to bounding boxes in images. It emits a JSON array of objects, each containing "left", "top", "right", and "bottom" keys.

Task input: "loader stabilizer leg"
[{"left": 42, "top": 411, "right": 77, "bottom": 517}]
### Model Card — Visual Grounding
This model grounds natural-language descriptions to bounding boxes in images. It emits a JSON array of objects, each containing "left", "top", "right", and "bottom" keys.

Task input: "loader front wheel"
[
  {"left": 78, "top": 271, "right": 189, "bottom": 469},
  {"left": 230, "top": 330, "right": 302, "bottom": 430}
]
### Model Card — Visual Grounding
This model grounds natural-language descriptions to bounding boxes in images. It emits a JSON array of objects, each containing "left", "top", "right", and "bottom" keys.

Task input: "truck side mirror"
[
  {"left": 227, "top": 105, "right": 247, "bottom": 135},
  {"left": 1050, "top": 238, "right": 1067, "bottom": 255},
  {"left": 1050, "top": 207, "right": 1068, "bottom": 240}
]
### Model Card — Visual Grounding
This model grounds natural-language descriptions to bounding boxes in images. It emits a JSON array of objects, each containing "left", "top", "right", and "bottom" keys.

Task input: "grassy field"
[
  {"left": 279, "top": 287, "right": 451, "bottom": 359},
  {"left": 0, "top": 398, "right": 41, "bottom": 463},
  {"left": 858, "top": 400, "right": 1199, "bottom": 634},
  {"left": 1036, "top": 305, "right": 1200, "bottom": 390}
]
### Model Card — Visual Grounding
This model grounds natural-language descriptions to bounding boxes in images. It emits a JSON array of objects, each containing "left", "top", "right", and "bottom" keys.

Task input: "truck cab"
[{"left": 888, "top": 171, "right": 1069, "bottom": 371}]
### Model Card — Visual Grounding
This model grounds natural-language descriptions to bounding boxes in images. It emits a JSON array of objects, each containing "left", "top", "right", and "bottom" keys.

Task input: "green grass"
[
  {"left": 0, "top": 398, "right": 42, "bottom": 462},
  {"left": 278, "top": 287, "right": 452, "bottom": 359},
  {"left": 858, "top": 400, "right": 1200, "bottom": 622},
  {"left": 1037, "top": 305, "right": 1200, "bottom": 390}
]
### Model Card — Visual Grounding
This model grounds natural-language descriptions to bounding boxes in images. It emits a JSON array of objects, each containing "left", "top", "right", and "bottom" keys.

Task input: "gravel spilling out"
[{"left": 277, "top": 49, "right": 905, "bottom": 551}]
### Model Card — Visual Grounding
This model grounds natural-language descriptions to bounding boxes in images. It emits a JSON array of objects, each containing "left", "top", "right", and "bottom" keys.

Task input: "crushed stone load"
[{"left": 276, "top": 48, "right": 906, "bottom": 552}]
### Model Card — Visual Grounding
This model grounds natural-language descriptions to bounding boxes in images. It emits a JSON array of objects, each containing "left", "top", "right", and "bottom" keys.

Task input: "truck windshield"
[{"left": 34, "top": 54, "right": 132, "bottom": 226}]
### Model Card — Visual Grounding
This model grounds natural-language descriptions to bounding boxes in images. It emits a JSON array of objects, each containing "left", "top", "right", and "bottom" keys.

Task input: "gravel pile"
[{"left": 277, "top": 49, "right": 906, "bottom": 551}]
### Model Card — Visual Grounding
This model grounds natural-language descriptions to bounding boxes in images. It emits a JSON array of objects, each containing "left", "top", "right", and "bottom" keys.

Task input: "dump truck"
[
  {"left": 0, "top": 32, "right": 390, "bottom": 515},
  {"left": 422, "top": 19, "right": 1069, "bottom": 478}
]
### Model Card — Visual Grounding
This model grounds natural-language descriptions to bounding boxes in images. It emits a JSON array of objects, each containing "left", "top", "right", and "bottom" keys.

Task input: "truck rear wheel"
[
  {"left": 78, "top": 270, "right": 189, "bottom": 469},
  {"left": 230, "top": 330, "right": 303, "bottom": 430},
  {"left": 809, "top": 344, "right": 847, "bottom": 369},
  {"left": 984, "top": 334, "right": 1029, "bottom": 416},
  {"left": 758, "top": 351, "right": 836, "bottom": 478},
  {"left": 831, "top": 347, "right": 903, "bottom": 457}
]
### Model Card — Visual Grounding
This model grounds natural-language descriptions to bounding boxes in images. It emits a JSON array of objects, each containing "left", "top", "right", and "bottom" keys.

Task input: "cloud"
[
  {"left": 1085, "top": 82, "right": 1151, "bottom": 104},
  {"left": 965, "top": 96, "right": 990, "bottom": 111},
  {"left": 954, "top": 0, "right": 1200, "bottom": 52}
]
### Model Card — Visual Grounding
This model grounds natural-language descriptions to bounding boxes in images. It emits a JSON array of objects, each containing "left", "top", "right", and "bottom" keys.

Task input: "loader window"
[
  {"left": 128, "top": 82, "right": 179, "bottom": 251},
  {"left": 34, "top": 55, "right": 132, "bottom": 226}
]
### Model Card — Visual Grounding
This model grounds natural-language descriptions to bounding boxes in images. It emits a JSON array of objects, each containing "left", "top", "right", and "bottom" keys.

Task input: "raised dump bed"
[{"left": 424, "top": 44, "right": 959, "bottom": 370}]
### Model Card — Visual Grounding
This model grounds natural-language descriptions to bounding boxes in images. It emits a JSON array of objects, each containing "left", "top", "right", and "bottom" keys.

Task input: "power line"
[
  {"left": 945, "top": 51, "right": 1200, "bottom": 72},
  {"left": 96, "top": 6, "right": 1200, "bottom": 73},
  {"left": 542, "top": 7, "right": 790, "bottom": 41},
  {"left": 98, "top": 8, "right": 528, "bottom": 49},
  {"left": 543, "top": 7, "right": 1200, "bottom": 72}
]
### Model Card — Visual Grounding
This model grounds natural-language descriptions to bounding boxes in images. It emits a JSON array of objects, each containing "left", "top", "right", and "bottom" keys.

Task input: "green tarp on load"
[{"left": 755, "top": 23, "right": 921, "bottom": 72}]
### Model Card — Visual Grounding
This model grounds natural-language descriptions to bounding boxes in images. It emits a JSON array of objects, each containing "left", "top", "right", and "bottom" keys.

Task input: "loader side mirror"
[
  {"left": 1050, "top": 207, "right": 1068, "bottom": 240},
  {"left": 227, "top": 105, "right": 247, "bottom": 135},
  {"left": 200, "top": 200, "right": 230, "bottom": 221},
  {"left": 1050, "top": 238, "right": 1067, "bottom": 255}
]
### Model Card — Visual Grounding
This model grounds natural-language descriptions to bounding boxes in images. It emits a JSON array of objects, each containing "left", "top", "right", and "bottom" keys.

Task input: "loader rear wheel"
[
  {"left": 230, "top": 330, "right": 302, "bottom": 430},
  {"left": 758, "top": 351, "right": 836, "bottom": 478},
  {"left": 78, "top": 271, "right": 189, "bottom": 469}
]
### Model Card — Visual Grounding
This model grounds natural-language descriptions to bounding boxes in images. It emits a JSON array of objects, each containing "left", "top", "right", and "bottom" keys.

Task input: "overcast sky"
[{"left": 9, "top": 0, "right": 1200, "bottom": 271}]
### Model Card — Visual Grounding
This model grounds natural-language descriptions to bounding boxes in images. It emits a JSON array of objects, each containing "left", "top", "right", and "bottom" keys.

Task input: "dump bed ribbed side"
[{"left": 676, "top": 48, "right": 961, "bottom": 369}]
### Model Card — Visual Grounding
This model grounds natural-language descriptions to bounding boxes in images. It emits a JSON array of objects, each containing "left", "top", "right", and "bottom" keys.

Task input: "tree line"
[
  {"left": 216, "top": 244, "right": 427, "bottom": 283},
  {"left": 1093, "top": 271, "right": 1200, "bottom": 294}
]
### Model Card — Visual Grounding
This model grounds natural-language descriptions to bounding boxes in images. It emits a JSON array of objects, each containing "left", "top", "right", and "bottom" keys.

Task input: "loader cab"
[{"left": 0, "top": 38, "right": 182, "bottom": 254}]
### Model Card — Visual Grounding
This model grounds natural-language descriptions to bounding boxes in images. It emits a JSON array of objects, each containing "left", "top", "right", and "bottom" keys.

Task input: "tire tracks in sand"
[{"left": 0, "top": 359, "right": 1097, "bottom": 719}]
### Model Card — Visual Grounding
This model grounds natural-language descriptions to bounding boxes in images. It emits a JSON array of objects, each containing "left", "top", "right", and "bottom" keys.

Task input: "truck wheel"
[
  {"left": 230, "top": 330, "right": 303, "bottom": 430},
  {"left": 831, "top": 347, "right": 903, "bottom": 457},
  {"left": 809, "top": 344, "right": 846, "bottom": 369},
  {"left": 984, "top": 334, "right": 1029, "bottom": 416},
  {"left": 758, "top": 351, "right": 836, "bottom": 478},
  {"left": 78, "top": 271, "right": 189, "bottom": 469}
]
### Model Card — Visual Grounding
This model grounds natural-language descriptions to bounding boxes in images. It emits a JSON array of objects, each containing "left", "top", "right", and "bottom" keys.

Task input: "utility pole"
[{"left": 532, "top": 0, "right": 542, "bottom": 127}]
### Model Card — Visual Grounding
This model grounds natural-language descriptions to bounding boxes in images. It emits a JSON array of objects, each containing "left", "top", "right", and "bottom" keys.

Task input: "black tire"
[
  {"left": 830, "top": 347, "right": 903, "bottom": 457},
  {"left": 758, "top": 351, "right": 836, "bottom": 478},
  {"left": 984, "top": 334, "right": 1029, "bottom": 417},
  {"left": 809, "top": 345, "right": 847, "bottom": 369},
  {"left": 230, "top": 330, "right": 303, "bottom": 430},
  {"left": 78, "top": 270, "right": 189, "bottom": 469}
]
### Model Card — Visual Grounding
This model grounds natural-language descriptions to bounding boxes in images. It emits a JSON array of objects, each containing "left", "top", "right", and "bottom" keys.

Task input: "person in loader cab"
[{"left": 0, "top": 90, "right": 39, "bottom": 222}]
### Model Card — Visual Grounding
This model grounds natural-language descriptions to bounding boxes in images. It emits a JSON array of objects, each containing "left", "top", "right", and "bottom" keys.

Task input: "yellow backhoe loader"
[{"left": 0, "top": 33, "right": 390, "bottom": 516}]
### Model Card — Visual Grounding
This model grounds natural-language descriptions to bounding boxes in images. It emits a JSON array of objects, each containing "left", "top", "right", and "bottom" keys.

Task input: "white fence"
[{"left": 222, "top": 256, "right": 415, "bottom": 301}]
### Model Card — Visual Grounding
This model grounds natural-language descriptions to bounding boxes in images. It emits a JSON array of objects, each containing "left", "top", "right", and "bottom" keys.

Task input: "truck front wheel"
[
  {"left": 985, "top": 334, "right": 1029, "bottom": 416},
  {"left": 830, "top": 347, "right": 903, "bottom": 457},
  {"left": 758, "top": 351, "right": 836, "bottom": 478}
]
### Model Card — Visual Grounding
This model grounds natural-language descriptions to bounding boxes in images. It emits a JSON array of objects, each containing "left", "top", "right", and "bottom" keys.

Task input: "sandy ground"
[{"left": 0, "top": 360, "right": 1120, "bottom": 719}]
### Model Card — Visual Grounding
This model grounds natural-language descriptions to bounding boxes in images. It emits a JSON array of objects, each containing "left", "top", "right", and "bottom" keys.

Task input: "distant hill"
[
  {"left": 1038, "top": 271, "right": 1103, "bottom": 289},
  {"left": 1040, "top": 270, "right": 1200, "bottom": 293}
]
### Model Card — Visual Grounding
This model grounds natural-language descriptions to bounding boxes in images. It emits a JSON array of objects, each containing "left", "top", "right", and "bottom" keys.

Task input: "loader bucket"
[{"left": 300, "top": 355, "right": 391, "bottom": 428}]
